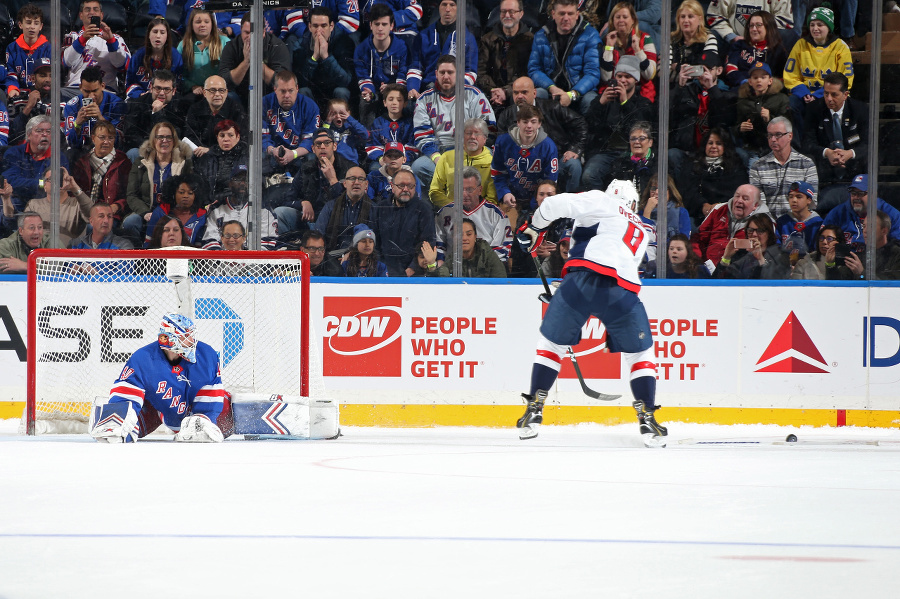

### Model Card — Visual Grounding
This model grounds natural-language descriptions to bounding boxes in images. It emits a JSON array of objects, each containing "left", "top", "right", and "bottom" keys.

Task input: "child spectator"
[
  {"left": 491, "top": 105, "right": 559, "bottom": 210},
  {"left": 322, "top": 98, "right": 370, "bottom": 166},
  {"left": 355, "top": 4, "right": 411, "bottom": 126},
  {"left": 366, "top": 84, "right": 418, "bottom": 165},
  {"left": 4, "top": 4, "right": 52, "bottom": 101},
  {"left": 342, "top": 224, "right": 390, "bottom": 277},
  {"left": 368, "top": 141, "right": 422, "bottom": 201},
  {"left": 125, "top": 17, "right": 184, "bottom": 100},
  {"left": 775, "top": 180, "right": 822, "bottom": 251},
  {"left": 784, "top": 6, "right": 853, "bottom": 141},
  {"left": 178, "top": 9, "right": 231, "bottom": 101},
  {"left": 734, "top": 61, "right": 789, "bottom": 166}
]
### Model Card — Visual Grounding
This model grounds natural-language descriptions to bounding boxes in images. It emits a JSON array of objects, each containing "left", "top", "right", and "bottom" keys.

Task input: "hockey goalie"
[{"left": 90, "top": 313, "right": 339, "bottom": 443}]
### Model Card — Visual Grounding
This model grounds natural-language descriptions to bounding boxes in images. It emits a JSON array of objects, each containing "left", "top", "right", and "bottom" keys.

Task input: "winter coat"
[
  {"left": 677, "top": 157, "right": 749, "bottom": 222},
  {"left": 194, "top": 141, "right": 250, "bottom": 204},
  {"left": 476, "top": 24, "right": 535, "bottom": 101},
  {"left": 0, "top": 231, "right": 57, "bottom": 266},
  {"left": 582, "top": 92, "right": 655, "bottom": 156},
  {"left": 126, "top": 138, "right": 193, "bottom": 216},
  {"left": 669, "top": 80, "right": 737, "bottom": 153},
  {"left": 70, "top": 150, "right": 132, "bottom": 219},
  {"left": 734, "top": 78, "right": 790, "bottom": 154},
  {"left": 459, "top": 238, "right": 508, "bottom": 278},
  {"left": 528, "top": 16, "right": 601, "bottom": 97},
  {"left": 370, "top": 196, "right": 436, "bottom": 276},
  {"left": 290, "top": 152, "right": 357, "bottom": 216},
  {"left": 184, "top": 96, "right": 248, "bottom": 149},
  {"left": 691, "top": 197, "right": 772, "bottom": 265},
  {"left": 712, "top": 243, "right": 789, "bottom": 279},
  {"left": 294, "top": 29, "right": 356, "bottom": 101}
]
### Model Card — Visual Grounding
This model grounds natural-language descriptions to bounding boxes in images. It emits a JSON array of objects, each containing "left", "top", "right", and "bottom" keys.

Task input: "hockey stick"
[{"left": 531, "top": 254, "right": 621, "bottom": 402}]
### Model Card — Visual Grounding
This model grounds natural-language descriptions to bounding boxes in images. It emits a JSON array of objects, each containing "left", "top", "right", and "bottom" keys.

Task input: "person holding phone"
[
  {"left": 62, "top": 0, "right": 131, "bottom": 98},
  {"left": 692, "top": 183, "right": 772, "bottom": 266},
  {"left": 713, "top": 212, "right": 787, "bottom": 279},
  {"left": 599, "top": 2, "right": 658, "bottom": 102}
]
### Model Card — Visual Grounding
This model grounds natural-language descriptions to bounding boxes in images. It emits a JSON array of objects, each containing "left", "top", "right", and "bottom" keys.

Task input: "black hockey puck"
[{"left": 786, "top": 434, "right": 798, "bottom": 443}]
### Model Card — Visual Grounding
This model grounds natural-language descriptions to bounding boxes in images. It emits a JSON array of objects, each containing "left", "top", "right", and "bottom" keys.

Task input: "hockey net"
[{"left": 25, "top": 248, "right": 323, "bottom": 435}]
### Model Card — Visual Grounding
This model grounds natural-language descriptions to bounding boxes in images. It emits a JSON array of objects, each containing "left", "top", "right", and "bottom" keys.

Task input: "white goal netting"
[{"left": 25, "top": 248, "right": 324, "bottom": 434}]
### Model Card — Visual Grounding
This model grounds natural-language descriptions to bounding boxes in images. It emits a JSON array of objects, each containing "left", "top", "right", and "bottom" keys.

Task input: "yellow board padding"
[
  {"left": 338, "top": 404, "right": 900, "bottom": 428},
  {"left": 4, "top": 401, "right": 899, "bottom": 429}
]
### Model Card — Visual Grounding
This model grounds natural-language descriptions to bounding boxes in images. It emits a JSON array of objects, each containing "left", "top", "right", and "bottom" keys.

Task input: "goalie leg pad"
[
  {"left": 232, "top": 400, "right": 339, "bottom": 439},
  {"left": 90, "top": 401, "right": 140, "bottom": 443}
]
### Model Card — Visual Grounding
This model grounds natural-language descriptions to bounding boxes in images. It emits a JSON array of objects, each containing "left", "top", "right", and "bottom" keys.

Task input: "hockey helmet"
[
  {"left": 606, "top": 179, "right": 639, "bottom": 213},
  {"left": 158, "top": 313, "right": 197, "bottom": 363}
]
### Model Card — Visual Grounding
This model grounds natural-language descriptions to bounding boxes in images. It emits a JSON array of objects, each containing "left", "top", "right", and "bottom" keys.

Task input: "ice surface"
[{"left": 1, "top": 419, "right": 899, "bottom": 599}]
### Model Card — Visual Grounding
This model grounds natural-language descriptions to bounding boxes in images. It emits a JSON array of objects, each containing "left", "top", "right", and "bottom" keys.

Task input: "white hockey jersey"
[
  {"left": 531, "top": 190, "right": 649, "bottom": 293},
  {"left": 434, "top": 199, "right": 512, "bottom": 262},
  {"left": 413, "top": 85, "right": 496, "bottom": 157}
]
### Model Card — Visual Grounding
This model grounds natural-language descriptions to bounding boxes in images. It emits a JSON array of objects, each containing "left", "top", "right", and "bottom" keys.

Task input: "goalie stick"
[{"left": 532, "top": 254, "right": 621, "bottom": 402}]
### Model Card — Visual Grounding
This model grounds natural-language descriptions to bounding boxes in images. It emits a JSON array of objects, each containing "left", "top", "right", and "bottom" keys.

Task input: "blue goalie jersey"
[{"left": 109, "top": 341, "right": 225, "bottom": 430}]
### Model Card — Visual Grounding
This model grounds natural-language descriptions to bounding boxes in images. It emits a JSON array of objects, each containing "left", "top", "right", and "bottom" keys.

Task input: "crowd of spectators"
[{"left": 0, "top": 0, "right": 897, "bottom": 280}]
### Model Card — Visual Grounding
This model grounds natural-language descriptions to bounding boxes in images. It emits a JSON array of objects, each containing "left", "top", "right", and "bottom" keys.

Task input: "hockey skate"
[
  {"left": 517, "top": 390, "right": 547, "bottom": 440},
  {"left": 633, "top": 400, "right": 667, "bottom": 448}
]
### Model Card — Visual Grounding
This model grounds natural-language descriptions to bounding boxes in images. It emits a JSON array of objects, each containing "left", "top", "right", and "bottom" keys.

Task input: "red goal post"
[{"left": 25, "top": 248, "right": 312, "bottom": 435}]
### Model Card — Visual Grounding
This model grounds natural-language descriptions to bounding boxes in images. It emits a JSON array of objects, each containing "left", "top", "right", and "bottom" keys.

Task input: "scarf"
[{"left": 88, "top": 149, "right": 116, "bottom": 202}]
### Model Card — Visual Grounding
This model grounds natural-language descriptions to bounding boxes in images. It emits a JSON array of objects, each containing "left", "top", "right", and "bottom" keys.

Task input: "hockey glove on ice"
[{"left": 175, "top": 414, "right": 224, "bottom": 443}]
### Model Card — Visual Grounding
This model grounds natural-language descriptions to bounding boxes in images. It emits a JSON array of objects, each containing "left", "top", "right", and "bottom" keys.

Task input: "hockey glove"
[
  {"left": 175, "top": 414, "right": 224, "bottom": 443},
  {"left": 516, "top": 221, "right": 546, "bottom": 255},
  {"left": 90, "top": 402, "right": 140, "bottom": 443}
]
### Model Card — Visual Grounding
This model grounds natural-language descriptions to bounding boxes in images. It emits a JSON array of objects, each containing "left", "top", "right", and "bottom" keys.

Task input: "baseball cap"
[
  {"left": 231, "top": 163, "right": 249, "bottom": 178},
  {"left": 848, "top": 174, "right": 867, "bottom": 192},
  {"left": 699, "top": 52, "right": 721, "bottom": 69},
  {"left": 34, "top": 57, "right": 52, "bottom": 73},
  {"left": 748, "top": 61, "right": 772, "bottom": 77},
  {"left": 789, "top": 181, "right": 814, "bottom": 200},
  {"left": 384, "top": 141, "right": 405, "bottom": 156}
]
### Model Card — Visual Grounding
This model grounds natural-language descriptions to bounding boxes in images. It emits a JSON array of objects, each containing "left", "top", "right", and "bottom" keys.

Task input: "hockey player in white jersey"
[
  {"left": 516, "top": 180, "right": 667, "bottom": 446},
  {"left": 89, "top": 314, "right": 227, "bottom": 443}
]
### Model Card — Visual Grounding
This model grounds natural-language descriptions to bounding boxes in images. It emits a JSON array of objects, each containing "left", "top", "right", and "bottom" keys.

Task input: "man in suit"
[{"left": 802, "top": 72, "right": 868, "bottom": 216}]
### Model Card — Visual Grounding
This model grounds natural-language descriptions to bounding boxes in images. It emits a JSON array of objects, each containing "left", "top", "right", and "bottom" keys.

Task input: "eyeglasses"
[
  {"left": 499, "top": 9, "right": 521, "bottom": 15},
  {"left": 766, "top": 132, "right": 790, "bottom": 140},
  {"left": 93, "top": 135, "right": 115, "bottom": 142},
  {"left": 313, "top": 140, "right": 333, "bottom": 147},
  {"left": 156, "top": 135, "right": 174, "bottom": 141},
  {"left": 152, "top": 85, "right": 174, "bottom": 93},
  {"left": 393, "top": 182, "right": 416, "bottom": 189},
  {"left": 629, "top": 136, "right": 650, "bottom": 143},
  {"left": 303, "top": 246, "right": 326, "bottom": 254},
  {"left": 748, "top": 22, "right": 765, "bottom": 28},
  {"left": 850, "top": 190, "right": 866, "bottom": 198},
  {"left": 205, "top": 88, "right": 227, "bottom": 94},
  {"left": 221, "top": 233, "right": 245, "bottom": 239},
  {"left": 745, "top": 227, "right": 762, "bottom": 235},
  {"left": 344, "top": 176, "right": 367, "bottom": 182},
  {"left": 820, "top": 236, "right": 838, "bottom": 242}
]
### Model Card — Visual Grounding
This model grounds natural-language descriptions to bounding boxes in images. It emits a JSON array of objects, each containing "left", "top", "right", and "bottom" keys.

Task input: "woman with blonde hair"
[
  {"left": 178, "top": 9, "right": 230, "bottom": 98},
  {"left": 599, "top": 2, "right": 658, "bottom": 101},
  {"left": 669, "top": 0, "right": 719, "bottom": 82}
]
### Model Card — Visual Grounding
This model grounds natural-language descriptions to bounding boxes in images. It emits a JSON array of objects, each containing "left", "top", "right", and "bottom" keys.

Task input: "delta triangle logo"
[{"left": 755, "top": 311, "right": 829, "bottom": 373}]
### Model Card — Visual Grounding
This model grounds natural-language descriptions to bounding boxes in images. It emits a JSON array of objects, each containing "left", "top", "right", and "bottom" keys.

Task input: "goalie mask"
[
  {"left": 159, "top": 314, "right": 197, "bottom": 363},
  {"left": 606, "top": 179, "right": 639, "bottom": 213}
]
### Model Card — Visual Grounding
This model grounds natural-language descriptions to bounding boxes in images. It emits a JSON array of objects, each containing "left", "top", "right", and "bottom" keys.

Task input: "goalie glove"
[
  {"left": 516, "top": 221, "right": 546, "bottom": 255},
  {"left": 90, "top": 402, "right": 140, "bottom": 443},
  {"left": 175, "top": 414, "right": 224, "bottom": 443}
]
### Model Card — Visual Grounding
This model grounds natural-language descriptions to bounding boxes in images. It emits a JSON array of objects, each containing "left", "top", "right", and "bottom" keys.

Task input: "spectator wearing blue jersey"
[
  {"left": 144, "top": 173, "right": 209, "bottom": 248},
  {"left": 125, "top": 18, "right": 184, "bottom": 100},
  {"left": 0, "top": 100, "right": 8, "bottom": 149},
  {"left": 63, "top": 66, "right": 126, "bottom": 155},
  {"left": 360, "top": 0, "right": 423, "bottom": 42},
  {"left": 262, "top": 70, "right": 321, "bottom": 176},
  {"left": 294, "top": 8, "right": 356, "bottom": 105},
  {"left": 2, "top": 116, "right": 69, "bottom": 212},
  {"left": 366, "top": 84, "right": 417, "bottom": 163},
  {"left": 775, "top": 181, "right": 823, "bottom": 251},
  {"left": 356, "top": 5, "right": 411, "bottom": 125},
  {"left": 491, "top": 104, "right": 559, "bottom": 210},
  {"left": 368, "top": 142, "right": 422, "bottom": 201},
  {"left": 323, "top": 98, "right": 370, "bottom": 166},
  {"left": 527, "top": 0, "right": 601, "bottom": 116},
  {"left": 4, "top": 4, "right": 52, "bottom": 101},
  {"left": 407, "top": 0, "right": 478, "bottom": 96},
  {"left": 7, "top": 58, "right": 52, "bottom": 146},
  {"left": 822, "top": 175, "right": 900, "bottom": 253}
]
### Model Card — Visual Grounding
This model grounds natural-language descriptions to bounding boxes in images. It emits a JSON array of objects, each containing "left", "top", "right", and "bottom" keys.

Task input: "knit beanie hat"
[
  {"left": 808, "top": 6, "right": 835, "bottom": 32},
  {"left": 352, "top": 224, "right": 376, "bottom": 246}
]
